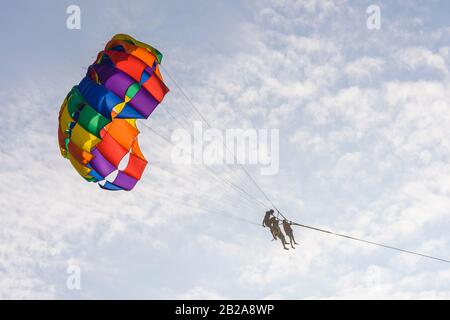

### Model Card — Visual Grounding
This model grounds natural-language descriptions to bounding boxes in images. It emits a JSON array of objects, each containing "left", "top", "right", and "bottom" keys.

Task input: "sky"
[{"left": 0, "top": 0, "right": 450, "bottom": 299}]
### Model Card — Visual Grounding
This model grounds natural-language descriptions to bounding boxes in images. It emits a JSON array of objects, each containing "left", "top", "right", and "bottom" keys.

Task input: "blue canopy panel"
[
  {"left": 99, "top": 181, "right": 124, "bottom": 191},
  {"left": 78, "top": 77, "right": 122, "bottom": 119}
]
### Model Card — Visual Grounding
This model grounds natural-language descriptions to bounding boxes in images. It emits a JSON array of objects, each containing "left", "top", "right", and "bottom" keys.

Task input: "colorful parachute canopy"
[{"left": 58, "top": 34, "right": 169, "bottom": 191}]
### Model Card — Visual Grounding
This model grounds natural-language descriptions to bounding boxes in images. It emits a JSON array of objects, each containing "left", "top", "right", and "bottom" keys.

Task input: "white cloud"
[
  {"left": 345, "top": 57, "right": 385, "bottom": 79},
  {"left": 393, "top": 46, "right": 448, "bottom": 75}
]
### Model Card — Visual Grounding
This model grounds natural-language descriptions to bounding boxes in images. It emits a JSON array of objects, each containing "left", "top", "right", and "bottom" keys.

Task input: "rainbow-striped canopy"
[{"left": 58, "top": 34, "right": 169, "bottom": 191}]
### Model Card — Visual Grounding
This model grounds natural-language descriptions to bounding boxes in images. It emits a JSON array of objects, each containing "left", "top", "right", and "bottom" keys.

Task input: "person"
[
  {"left": 262, "top": 209, "right": 274, "bottom": 227},
  {"left": 262, "top": 209, "right": 277, "bottom": 240},
  {"left": 282, "top": 219, "right": 298, "bottom": 249},
  {"left": 270, "top": 216, "right": 289, "bottom": 250}
]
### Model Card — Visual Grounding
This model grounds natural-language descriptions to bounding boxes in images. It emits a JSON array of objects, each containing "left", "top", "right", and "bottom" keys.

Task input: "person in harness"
[
  {"left": 282, "top": 219, "right": 299, "bottom": 249},
  {"left": 263, "top": 209, "right": 289, "bottom": 250},
  {"left": 271, "top": 217, "right": 290, "bottom": 250},
  {"left": 262, "top": 209, "right": 277, "bottom": 240}
]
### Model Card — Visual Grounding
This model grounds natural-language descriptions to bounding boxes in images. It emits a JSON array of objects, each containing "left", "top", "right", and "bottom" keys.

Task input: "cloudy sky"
[{"left": 1, "top": 0, "right": 450, "bottom": 299}]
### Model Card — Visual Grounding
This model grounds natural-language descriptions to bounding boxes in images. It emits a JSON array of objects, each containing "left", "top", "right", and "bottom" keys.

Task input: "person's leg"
[
  {"left": 280, "top": 234, "right": 289, "bottom": 250},
  {"left": 270, "top": 228, "right": 278, "bottom": 240},
  {"left": 288, "top": 235, "right": 295, "bottom": 249},
  {"left": 291, "top": 233, "right": 298, "bottom": 245}
]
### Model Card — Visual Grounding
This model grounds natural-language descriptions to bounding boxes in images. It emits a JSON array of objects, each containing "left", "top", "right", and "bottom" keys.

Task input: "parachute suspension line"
[
  {"left": 208, "top": 210, "right": 262, "bottom": 227},
  {"left": 159, "top": 104, "right": 270, "bottom": 210},
  {"left": 142, "top": 121, "right": 173, "bottom": 145},
  {"left": 143, "top": 161, "right": 259, "bottom": 214},
  {"left": 146, "top": 188, "right": 261, "bottom": 227},
  {"left": 164, "top": 107, "right": 191, "bottom": 134},
  {"left": 142, "top": 119, "right": 267, "bottom": 210},
  {"left": 161, "top": 66, "right": 272, "bottom": 207},
  {"left": 290, "top": 222, "right": 450, "bottom": 264},
  {"left": 162, "top": 65, "right": 267, "bottom": 197},
  {"left": 276, "top": 208, "right": 287, "bottom": 220},
  {"left": 136, "top": 126, "right": 261, "bottom": 219},
  {"left": 201, "top": 164, "right": 268, "bottom": 209},
  {"left": 161, "top": 65, "right": 214, "bottom": 130},
  {"left": 140, "top": 124, "right": 263, "bottom": 215},
  {"left": 161, "top": 96, "right": 262, "bottom": 206},
  {"left": 161, "top": 65, "right": 277, "bottom": 210},
  {"left": 139, "top": 121, "right": 267, "bottom": 211}
]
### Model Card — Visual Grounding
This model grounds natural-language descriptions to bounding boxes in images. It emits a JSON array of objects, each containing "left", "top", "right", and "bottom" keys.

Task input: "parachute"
[{"left": 58, "top": 34, "right": 169, "bottom": 191}]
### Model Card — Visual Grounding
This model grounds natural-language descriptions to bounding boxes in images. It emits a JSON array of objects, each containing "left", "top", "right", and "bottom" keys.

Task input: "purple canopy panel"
[
  {"left": 112, "top": 171, "right": 138, "bottom": 191},
  {"left": 92, "top": 64, "right": 134, "bottom": 99},
  {"left": 89, "top": 148, "right": 117, "bottom": 178},
  {"left": 127, "top": 88, "right": 159, "bottom": 118}
]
